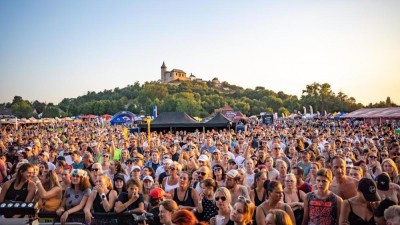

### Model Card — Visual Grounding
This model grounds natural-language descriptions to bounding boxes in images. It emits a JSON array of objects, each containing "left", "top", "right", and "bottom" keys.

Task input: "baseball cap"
[
  {"left": 198, "top": 155, "right": 209, "bottom": 162},
  {"left": 132, "top": 166, "right": 141, "bottom": 171},
  {"left": 149, "top": 187, "right": 171, "bottom": 199},
  {"left": 143, "top": 176, "right": 154, "bottom": 182},
  {"left": 40, "top": 152, "right": 50, "bottom": 159},
  {"left": 228, "top": 159, "right": 236, "bottom": 164},
  {"left": 163, "top": 158, "right": 173, "bottom": 165},
  {"left": 358, "top": 178, "right": 381, "bottom": 202},
  {"left": 376, "top": 173, "right": 390, "bottom": 191},
  {"left": 213, "top": 149, "right": 221, "bottom": 154},
  {"left": 113, "top": 173, "right": 125, "bottom": 181},
  {"left": 57, "top": 156, "right": 66, "bottom": 161},
  {"left": 226, "top": 169, "right": 239, "bottom": 178}
]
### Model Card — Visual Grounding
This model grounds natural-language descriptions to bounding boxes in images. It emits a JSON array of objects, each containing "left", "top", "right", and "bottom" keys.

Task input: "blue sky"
[{"left": 1, "top": 0, "right": 399, "bottom": 105}]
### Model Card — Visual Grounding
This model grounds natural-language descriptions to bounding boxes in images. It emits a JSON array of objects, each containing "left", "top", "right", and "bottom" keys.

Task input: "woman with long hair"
[
  {"left": 366, "top": 152, "right": 382, "bottom": 178},
  {"left": 159, "top": 199, "right": 179, "bottom": 225},
  {"left": 212, "top": 164, "right": 226, "bottom": 187},
  {"left": 198, "top": 178, "right": 219, "bottom": 222},
  {"left": 381, "top": 158, "right": 400, "bottom": 185},
  {"left": 302, "top": 168, "right": 342, "bottom": 225},
  {"left": 113, "top": 173, "right": 127, "bottom": 196},
  {"left": 33, "top": 169, "right": 62, "bottom": 212},
  {"left": 56, "top": 169, "right": 91, "bottom": 225},
  {"left": 0, "top": 163, "right": 36, "bottom": 202},
  {"left": 249, "top": 170, "right": 268, "bottom": 207},
  {"left": 162, "top": 162, "right": 181, "bottom": 193},
  {"left": 169, "top": 171, "right": 200, "bottom": 211},
  {"left": 83, "top": 174, "right": 118, "bottom": 225},
  {"left": 256, "top": 181, "right": 295, "bottom": 225},
  {"left": 305, "top": 162, "right": 321, "bottom": 187},
  {"left": 60, "top": 165, "right": 72, "bottom": 193},
  {"left": 230, "top": 196, "right": 255, "bottom": 225},
  {"left": 283, "top": 173, "right": 306, "bottom": 225},
  {"left": 265, "top": 209, "right": 293, "bottom": 225},
  {"left": 210, "top": 187, "right": 234, "bottom": 225},
  {"left": 339, "top": 178, "right": 380, "bottom": 225},
  {"left": 276, "top": 159, "right": 288, "bottom": 185}
]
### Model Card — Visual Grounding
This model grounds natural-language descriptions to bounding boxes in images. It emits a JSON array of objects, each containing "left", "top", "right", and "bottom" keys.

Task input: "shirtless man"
[
  {"left": 329, "top": 156, "right": 358, "bottom": 200},
  {"left": 225, "top": 169, "right": 249, "bottom": 206}
]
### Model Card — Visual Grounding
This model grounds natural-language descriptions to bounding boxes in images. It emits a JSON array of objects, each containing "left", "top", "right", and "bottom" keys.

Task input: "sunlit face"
[
  {"left": 383, "top": 162, "right": 394, "bottom": 174},
  {"left": 61, "top": 170, "right": 70, "bottom": 182},
  {"left": 200, "top": 183, "right": 213, "bottom": 196},
  {"left": 332, "top": 158, "right": 345, "bottom": 178},
  {"left": 269, "top": 184, "right": 283, "bottom": 202},
  {"left": 114, "top": 179, "right": 124, "bottom": 189},
  {"left": 215, "top": 191, "right": 229, "bottom": 209},
  {"left": 230, "top": 202, "right": 245, "bottom": 223},
  {"left": 245, "top": 160, "right": 254, "bottom": 170},
  {"left": 23, "top": 167, "right": 35, "bottom": 181},
  {"left": 179, "top": 173, "right": 189, "bottom": 187},
  {"left": 257, "top": 173, "right": 268, "bottom": 186},
  {"left": 316, "top": 176, "right": 330, "bottom": 191},
  {"left": 127, "top": 184, "right": 139, "bottom": 198},
  {"left": 33, "top": 165, "right": 39, "bottom": 177},
  {"left": 284, "top": 176, "right": 296, "bottom": 188},
  {"left": 349, "top": 168, "right": 362, "bottom": 180},
  {"left": 71, "top": 174, "right": 81, "bottom": 184},
  {"left": 310, "top": 164, "right": 318, "bottom": 175},
  {"left": 159, "top": 205, "right": 173, "bottom": 224},
  {"left": 143, "top": 179, "right": 153, "bottom": 189}
]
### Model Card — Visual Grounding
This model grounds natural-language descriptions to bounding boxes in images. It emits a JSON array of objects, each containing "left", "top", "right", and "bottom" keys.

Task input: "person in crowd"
[
  {"left": 330, "top": 156, "right": 359, "bottom": 200},
  {"left": 375, "top": 172, "right": 400, "bottom": 204},
  {"left": 276, "top": 159, "right": 288, "bottom": 185},
  {"left": 142, "top": 175, "right": 155, "bottom": 208},
  {"left": 349, "top": 166, "right": 363, "bottom": 181},
  {"left": 374, "top": 199, "right": 396, "bottom": 225},
  {"left": 89, "top": 162, "right": 103, "bottom": 186},
  {"left": 302, "top": 168, "right": 343, "bottom": 225},
  {"left": 194, "top": 166, "right": 211, "bottom": 194},
  {"left": 101, "top": 152, "right": 111, "bottom": 171},
  {"left": 256, "top": 180, "right": 295, "bottom": 225},
  {"left": 162, "top": 161, "right": 181, "bottom": 193},
  {"left": 265, "top": 156, "right": 279, "bottom": 181},
  {"left": 130, "top": 165, "right": 141, "bottom": 180},
  {"left": 230, "top": 196, "right": 255, "bottom": 225},
  {"left": 249, "top": 170, "right": 268, "bottom": 207},
  {"left": 83, "top": 173, "right": 118, "bottom": 225},
  {"left": 159, "top": 199, "right": 179, "bottom": 225},
  {"left": 381, "top": 158, "right": 400, "bottom": 185},
  {"left": 244, "top": 158, "right": 255, "bottom": 187},
  {"left": 106, "top": 160, "right": 128, "bottom": 182},
  {"left": 366, "top": 151, "right": 382, "bottom": 178},
  {"left": 283, "top": 173, "right": 306, "bottom": 225},
  {"left": 270, "top": 143, "right": 291, "bottom": 170},
  {"left": 210, "top": 187, "right": 234, "bottom": 225},
  {"left": 33, "top": 169, "right": 62, "bottom": 212},
  {"left": 145, "top": 150, "right": 161, "bottom": 173},
  {"left": 198, "top": 178, "right": 219, "bottom": 222},
  {"left": 147, "top": 187, "right": 171, "bottom": 225},
  {"left": 225, "top": 169, "right": 250, "bottom": 206},
  {"left": 169, "top": 171, "right": 200, "bottom": 211},
  {"left": 295, "top": 150, "right": 312, "bottom": 178},
  {"left": 237, "top": 168, "right": 248, "bottom": 188},
  {"left": 265, "top": 209, "right": 293, "bottom": 225},
  {"left": 114, "top": 178, "right": 145, "bottom": 213},
  {"left": 56, "top": 169, "right": 91, "bottom": 225},
  {"left": 212, "top": 164, "right": 226, "bottom": 187},
  {"left": 339, "top": 178, "right": 381, "bottom": 225},
  {"left": 305, "top": 162, "right": 321, "bottom": 187},
  {"left": 0, "top": 163, "right": 36, "bottom": 202},
  {"left": 113, "top": 173, "right": 127, "bottom": 196},
  {"left": 70, "top": 151, "right": 84, "bottom": 169},
  {"left": 384, "top": 205, "right": 400, "bottom": 225},
  {"left": 291, "top": 166, "right": 312, "bottom": 193},
  {"left": 171, "top": 209, "right": 208, "bottom": 225}
]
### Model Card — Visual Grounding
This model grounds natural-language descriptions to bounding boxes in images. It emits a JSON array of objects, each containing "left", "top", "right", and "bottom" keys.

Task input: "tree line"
[{"left": 1, "top": 81, "right": 397, "bottom": 118}]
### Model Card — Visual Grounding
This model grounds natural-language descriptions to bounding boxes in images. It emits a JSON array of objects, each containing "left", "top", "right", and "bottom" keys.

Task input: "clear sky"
[{"left": 1, "top": 0, "right": 399, "bottom": 105}]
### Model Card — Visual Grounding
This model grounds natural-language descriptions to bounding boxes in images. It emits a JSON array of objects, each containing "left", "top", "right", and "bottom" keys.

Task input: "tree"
[
  {"left": 32, "top": 100, "right": 46, "bottom": 114},
  {"left": 42, "top": 106, "right": 61, "bottom": 118},
  {"left": 11, "top": 100, "right": 33, "bottom": 118}
]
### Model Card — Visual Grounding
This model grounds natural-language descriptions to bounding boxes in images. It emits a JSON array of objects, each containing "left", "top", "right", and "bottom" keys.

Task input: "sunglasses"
[
  {"left": 91, "top": 168, "right": 100, "bottom": 172},
  {"left": 144, "top": 151, "right": 150, "bottom": 154},
  {"left": 133, "top": 158, "right": 141, "bottom": 162},
  {"left": 127, "top": 161, "right": 133, "bottom": 164},
  {"left": 215, "top": 196, "right": 227, "bottom": 202},
  {"left": 169, "top": 167, "right": 176, "bottom": 171},
  {"left": 273, "top": 148, "right": 280, "bottom": 150},
  {"left": 381, "top": 154, "right": 388, "bottom": 157},
  {"left": 213, "top": 167, "right": 222, "bottom": 172},
  {"left": 238, "top": 196, "right": 251, "bottom": 204},
  {"left": 103, "top": 155, "right": 110, "bottom": 158},
  {"left": 369, "top": 156, "right": 377, "bottom": 159},
  {"left": 285, "top": 180, "right": 294, "bottom": 183},
  {"left": 71, "top": 174, "right": 80, "bottom": 178},
  {"left": 197, "top": 171, "right": 206, "bottom": 176}
]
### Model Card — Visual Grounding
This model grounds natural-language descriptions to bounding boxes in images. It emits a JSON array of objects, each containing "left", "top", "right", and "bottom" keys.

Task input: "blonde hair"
[
  {"left": 214, "top": 187, "right": 232, "bottom": 204},
  {"left": 316, "top": 168, "right": 333, "bottom": 183},
  {"left": 267, "top": 209, "right": 293, "bottom": 225},
  {"left": 381, "top": 158, "right": 399, "bottom": 183}
]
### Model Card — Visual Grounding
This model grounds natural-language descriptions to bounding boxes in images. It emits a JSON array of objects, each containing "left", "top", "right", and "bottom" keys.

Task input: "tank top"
[
  {"left": 5, "top": 180, "right": 29, "bottom": 201},
  {"left": 347, "top": 200, "right": 375, "bottom": 225},
  {"left": 283, "top": 190, "right": 304, "bottom": 225},
  {"left": 173, "top": 187, "right": 195, "bottom": 207},
  {"left": 93, "top": 190, "right": 111, "bottom": 213},
  {"left": 307, "top": 192, "right": 338, "bottom": 225},
  {"left": 164, "top": 177, "right": 179, "bottom": 193},
  {"left": 253, "top": 188, "right": 266, "bottom": 206}
]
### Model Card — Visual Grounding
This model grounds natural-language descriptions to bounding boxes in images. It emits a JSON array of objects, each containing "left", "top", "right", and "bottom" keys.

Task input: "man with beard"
[
  {"left": 225, "top": 169, "right": 249, "bottom": 206},
  {"left": 295, "top": 149, "right": 312, "bottom": 177},
  {"left": 329, "top": 156, "right": 359, "bottom": 200},
  {"left": 194, "top": 166, "right": 210, "bottom": 194}
]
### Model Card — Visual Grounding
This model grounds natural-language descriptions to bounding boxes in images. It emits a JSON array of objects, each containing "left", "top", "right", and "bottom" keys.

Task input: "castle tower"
[{"left": 161, "top": 61, "right": 167, "bottom": 82}]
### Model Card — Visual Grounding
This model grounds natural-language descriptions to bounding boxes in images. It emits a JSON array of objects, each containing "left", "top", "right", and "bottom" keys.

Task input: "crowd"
[{"left": 0, "top": 118, "right": 400, "bottom": 225}]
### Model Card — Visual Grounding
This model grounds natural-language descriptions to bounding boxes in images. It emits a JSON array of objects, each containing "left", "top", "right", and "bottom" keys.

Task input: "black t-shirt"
[
  {"left": 116, "top": 192, "right": 144, "bottom": 211},
  {"left": 158, "top": 172, "right": 167, "bottom": 184},
  {"left": 148, "top": 207, "right": 161, "bottom": 225}
]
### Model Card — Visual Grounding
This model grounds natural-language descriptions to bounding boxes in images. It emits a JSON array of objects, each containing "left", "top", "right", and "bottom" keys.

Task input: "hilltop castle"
[{"left": 160, "top": 61, "right": 220, "bottom": 86}]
